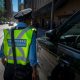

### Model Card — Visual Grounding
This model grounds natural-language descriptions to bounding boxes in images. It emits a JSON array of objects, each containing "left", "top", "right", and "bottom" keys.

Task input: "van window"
[{"left": 60, "top": 23, "right": 80, "bottom": 51}]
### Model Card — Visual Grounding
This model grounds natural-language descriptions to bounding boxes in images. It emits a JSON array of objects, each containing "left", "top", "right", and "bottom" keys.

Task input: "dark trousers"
[{"left": 4, "top": 63, "right": 32, "bottom": 80}]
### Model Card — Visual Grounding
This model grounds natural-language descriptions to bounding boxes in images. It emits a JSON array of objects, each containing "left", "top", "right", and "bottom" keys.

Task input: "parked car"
[
  {"left": 0, "top": 21, "right": 3, "bottom": 25},
  {"left": 37, "top": 10, "right": 80, "bottom": 80},
  {"left": 8, "top": 22, "right": 14, "bottom": 26}
]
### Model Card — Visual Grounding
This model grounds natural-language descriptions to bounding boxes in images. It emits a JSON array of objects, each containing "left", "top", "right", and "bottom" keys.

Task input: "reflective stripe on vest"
[{"left": 3, "top": 27, "right": 36, "bottom": 65}]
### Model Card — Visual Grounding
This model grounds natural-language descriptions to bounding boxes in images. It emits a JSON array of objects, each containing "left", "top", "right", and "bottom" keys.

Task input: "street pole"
[
  {"left": 50, "top": 0, "right": 54, "bottom": 29},
  {"left": 32, "top": 0, "right": 35, "bottom": 25}
]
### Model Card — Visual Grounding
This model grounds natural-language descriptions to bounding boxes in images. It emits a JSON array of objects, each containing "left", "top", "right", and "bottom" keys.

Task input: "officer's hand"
[
  {"left": 32, "top": 69, "right": 38, "bottom": 80},
  {"left": 1, "top": 57, "right": 7, "bottom": 66}
]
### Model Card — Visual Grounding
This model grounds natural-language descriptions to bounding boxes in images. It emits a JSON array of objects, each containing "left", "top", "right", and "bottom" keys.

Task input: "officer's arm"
[
  {"left": 29, "top": 31, "right": 37, "bottom": 66},
  {"left": 0, "top": 44, "right": 4, "bottom": 58},
  {"left": 0, "top": 44, "right": 6, "bottom": 65},
  {"left": 29, "top": 31, "right": 38, "bottom": 79}
]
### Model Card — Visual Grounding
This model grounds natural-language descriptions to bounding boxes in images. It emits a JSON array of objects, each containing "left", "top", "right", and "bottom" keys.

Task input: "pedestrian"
[{"left": 0, "top": 8, "right": 38, "bottom": 80}]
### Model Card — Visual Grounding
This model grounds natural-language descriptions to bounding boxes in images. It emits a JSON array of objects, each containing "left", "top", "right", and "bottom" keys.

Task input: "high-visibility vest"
[{"left": 3, "top": 27, "right": 36, "bottom": 65}]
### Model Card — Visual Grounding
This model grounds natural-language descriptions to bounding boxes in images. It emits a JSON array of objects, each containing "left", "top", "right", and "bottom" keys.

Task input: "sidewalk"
[{"left": 0, "top": 60, "right": 4, "bottom": 80}]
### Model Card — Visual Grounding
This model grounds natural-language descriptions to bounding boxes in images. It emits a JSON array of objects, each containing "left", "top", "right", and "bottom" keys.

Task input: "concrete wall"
[
  {"left": 54, "top": 0, "right": 80, "bottom": 26},
  {"left": 34, "top": 0, "right": 52, "bottom": 11},
  {"left": 27, "top": 0, "right": 80, "bottom": 28}
]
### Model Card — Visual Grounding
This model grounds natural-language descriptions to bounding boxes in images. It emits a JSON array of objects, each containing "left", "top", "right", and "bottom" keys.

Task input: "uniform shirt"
[{"left": 0, "top": 22, "right": 37, "bottom": 67}]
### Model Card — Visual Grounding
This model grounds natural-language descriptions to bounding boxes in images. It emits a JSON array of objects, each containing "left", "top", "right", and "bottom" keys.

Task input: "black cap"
[{"left": 14, "top": 8, "right": 32, "bottom": 19}]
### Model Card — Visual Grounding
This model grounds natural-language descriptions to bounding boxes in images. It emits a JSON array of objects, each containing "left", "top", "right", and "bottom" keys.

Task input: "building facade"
[
  {"left": 33, "top": 0, "right": 52, "bottom": 11},
  {"left": 20, "top": 3, "right": 24, "bottom": 10},
  {"left": 4, "top": 0, "right": 12, "bottom": 18},
  {"left": 0, "top": 0, "right": 5, "bottom": 17},
  {"left": 18, "top": 0, "right": 21, "bottom": 11},
  {"left": 33, "top": 0, "right": 53, "bottom": 29},
  {"left": 54, "top": 0, "right": 80, "bottom": 25},
  {"left": 23, "top": 0, "right": 80, "bottom": 29},
  {"left": 24, "top": 0, "right": 32, "bottom": 9}
]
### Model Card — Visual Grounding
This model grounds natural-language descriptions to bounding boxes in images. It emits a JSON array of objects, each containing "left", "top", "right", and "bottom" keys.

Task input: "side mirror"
[{"left": 45, "top": 29, "right": 57, "bottom": 43}]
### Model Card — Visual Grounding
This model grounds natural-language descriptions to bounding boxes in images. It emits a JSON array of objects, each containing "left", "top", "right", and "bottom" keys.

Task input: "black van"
[{"left": 37, "top": 10, "right": 80, "bottom": 80}]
